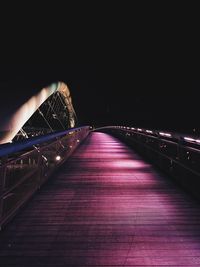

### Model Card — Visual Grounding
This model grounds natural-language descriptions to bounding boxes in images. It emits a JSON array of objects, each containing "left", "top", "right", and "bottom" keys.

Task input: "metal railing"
[
  {"left": 0, "top": 126, "right": 90, "bottom": 229},
  {"left": 98, "top": 126, "right": 200, "bottom": 199}
]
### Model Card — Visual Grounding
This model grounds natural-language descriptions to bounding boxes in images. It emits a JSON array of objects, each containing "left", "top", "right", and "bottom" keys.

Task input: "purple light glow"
[
  {"left": 2, "top": 131, "right": 200, "bottom": 266},
  {"left": 112, "top": 159, "right": 150, "bottom": 169}
]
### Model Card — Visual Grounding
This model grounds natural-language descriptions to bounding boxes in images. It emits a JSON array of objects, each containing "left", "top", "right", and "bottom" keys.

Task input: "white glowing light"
[
  {"left": 184, "top": 137, "right": 195, "bottom": 142},
  {"left": 159, "top": 132, "right": 172, "bottom": 137},
  {"left": 55, "top": 155, "right": 61, "bottom": 161},
  {"left": 183, "top": 137, "right": 200, "bottom": 144},
  {"left": 146, "top": 130, "right": 153, "bottom": 134},
  {"left": 137, "top": 128, "right": 142, "bottom": 131},
  {"left": 159, "top": 132, "right": 165, "bottom": 136},
  {"left": 42, "top": 155, "right": 48, "bottom": 161},
  {"left": 131, "top": 127, "right": 135, "bottom": 130},
  {"left": 77, "top": 139, "right": 80, "bottom": 143}
]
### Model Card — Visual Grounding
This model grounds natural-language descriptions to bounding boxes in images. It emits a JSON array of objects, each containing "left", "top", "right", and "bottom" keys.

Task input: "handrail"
[
  {"left": 0, "top": 126, "right": 90, "bottom": 158},
  {"left": 96, "top": 126, "right": 200, "bottom": 150},
  {"left": 98, "top": 125, "right": 200, "bottom": 200},
  {"left": 0, "top": 126, "right": 91, "bottom": 229}
]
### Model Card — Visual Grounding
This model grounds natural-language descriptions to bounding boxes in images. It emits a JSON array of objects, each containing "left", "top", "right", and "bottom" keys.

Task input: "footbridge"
[{"left": 1, "top": 82, "right": 200, "bottom": 266}]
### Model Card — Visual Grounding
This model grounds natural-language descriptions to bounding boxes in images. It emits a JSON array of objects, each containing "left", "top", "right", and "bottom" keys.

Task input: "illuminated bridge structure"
[{"left": 1, "top": 82, "right": 200, "bottom": 266}]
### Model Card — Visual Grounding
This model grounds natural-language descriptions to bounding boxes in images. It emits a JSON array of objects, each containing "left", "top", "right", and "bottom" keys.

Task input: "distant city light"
[
  {"left": 146, "top": 130, "right": 153, "bottom": 134},
  {"left": 137, "top": 128, "right": 142, "bottom": 132}
]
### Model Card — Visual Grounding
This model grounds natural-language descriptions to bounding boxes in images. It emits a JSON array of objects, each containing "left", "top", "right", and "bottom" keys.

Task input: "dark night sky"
[{"left": 1, "top": 6, "right": 200, "bottom": 134}]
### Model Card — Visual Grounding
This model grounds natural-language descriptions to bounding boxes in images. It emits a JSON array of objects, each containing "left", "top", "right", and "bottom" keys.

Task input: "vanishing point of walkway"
[{"left": 1, "top": 132, "right": 200, "bottom": 266}]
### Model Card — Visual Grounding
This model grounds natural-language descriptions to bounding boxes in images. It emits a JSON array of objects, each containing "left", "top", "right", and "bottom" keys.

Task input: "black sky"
[{"left": 1, "top": 5, "right": 200, "bottom": 134}]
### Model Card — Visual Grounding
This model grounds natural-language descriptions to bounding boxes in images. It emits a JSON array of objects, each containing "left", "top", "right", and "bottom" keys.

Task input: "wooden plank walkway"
[{"left": 1, "top": 132, "right": 200, "bottom": 266}]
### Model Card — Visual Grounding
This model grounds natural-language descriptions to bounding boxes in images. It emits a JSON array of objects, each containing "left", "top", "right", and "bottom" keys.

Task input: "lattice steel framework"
[{"left": 0, "top": 82, "right": 77, "bottom": 144}]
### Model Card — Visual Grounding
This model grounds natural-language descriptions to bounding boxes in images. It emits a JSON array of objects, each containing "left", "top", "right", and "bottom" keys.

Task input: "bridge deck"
[{"left": 1, "top": 132, "right": 200, "bottom": 266}]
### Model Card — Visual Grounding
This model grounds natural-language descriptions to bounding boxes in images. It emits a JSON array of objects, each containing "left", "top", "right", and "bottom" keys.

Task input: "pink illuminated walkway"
[{"left": 1, "top": 132, "right": 200, "bottom": 266}]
